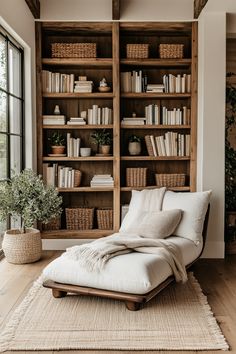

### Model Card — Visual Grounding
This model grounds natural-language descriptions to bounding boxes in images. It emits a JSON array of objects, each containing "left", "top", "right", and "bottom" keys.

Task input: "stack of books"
[
  {"left": 43, "top": 115, "right": 66, "bottom": 125},
  {"left": 66, "top": 133, "right": 81, "bottom": 157},
  {"left": 42, "top": 70, "right": 74, "bottom": 93},
  {"left": 161, "top": 106, "right": 191, "bottom": 125},
  {"left": 145, "top": 104, "right": 160, "bottom": 125},
  {"left": 121, "top": 71, "right": 147, "bottom": 93},
  {"left": 87, "top": 105, "right": 113, "bottom": 125},
  {"left": 74, "top": 76, "right": 93, "bottom": 93},
  {"left": 121, "top": 117, "right": 146, "bottom": 125},
  {"left": 145, "top": 133, "right": 190, "bottom": 157},
  {"left": 163, "top": 73, "right": 191, "bottom": 93},
  {"left": 67, "top": 117, "right": 86, "bottom": 125},
  {"left": 146, "top": 84, "right": 164, "bottom": 93},
  {"left": 90, "top": 174, "right": 114, "bottom": 188}
]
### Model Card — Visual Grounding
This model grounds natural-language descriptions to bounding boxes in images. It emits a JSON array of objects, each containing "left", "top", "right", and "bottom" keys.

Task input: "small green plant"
[
  {"left": 129, "top": 135, "right": 141, "bottom": 143},
  {"left": 49, "top": 131, "right": 65, "bottom": 146},
  {"left": 91, "top": 129, "right": 112, "bottom": 146},
  {"left": 0, "top": 169, "right": 62, "bottom": 233}
]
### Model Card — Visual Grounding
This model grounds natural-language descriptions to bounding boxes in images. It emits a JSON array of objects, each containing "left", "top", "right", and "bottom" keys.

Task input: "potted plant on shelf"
[
  {"left": 48, "top": 131, "right": 66, "bottom": 155},
  {"left": 91, "top": 129, "right": 112, "bottom": 155},
  {"left": 128, "top": 135, "right": 142, "bottom": 155},
  {"left": 0, "top": 169, "right": 62, "bottom": 264}
]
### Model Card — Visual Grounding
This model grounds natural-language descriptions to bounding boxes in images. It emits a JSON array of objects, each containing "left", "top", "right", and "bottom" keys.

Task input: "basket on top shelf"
[
  {"left": 126, "top": 44, "right": 149, "bottom": 59},
  {"left": 96, "top": 208, "right": 113, "bottom": 230},
  {"left": 159, "top": 44, "right": 184, "bottom": 59},
  {"left": 66, "top": 207, "right": 94, "bottom": 230},
  {"left": 155, "top": 173, "right": 185, "bottom": 187},
  {"left": 126, "top": 167, "right": 147, "bottom": 187},
  {"left": 51, "top": 43, "right": 97, "bottom": 58}
]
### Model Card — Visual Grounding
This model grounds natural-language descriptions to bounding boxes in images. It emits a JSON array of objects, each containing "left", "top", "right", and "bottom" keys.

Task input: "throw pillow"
[
  {"left": 119, "top": 187, "right": 166, "bottom": 233},
  {"left": 130, "top": 209, "right": 182, "bottom": 239},
  {"left": 162, "top": 190, "right": 211, "bottom": 244}
]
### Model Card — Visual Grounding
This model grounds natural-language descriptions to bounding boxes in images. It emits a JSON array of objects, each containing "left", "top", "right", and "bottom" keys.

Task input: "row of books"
[
  {"left": 162, "top": 106, "right": 191, "bottom": 125},
  {"left": 66, "top": 134, "right": 80, "bottom": 157},
  {"left": 43, "top": 163, "right": 78, "bottom": 188},
  {"left": 90, "top": 174, "right": 114, "bottom": 188},
  {"left": 42, "top": 70, "right": 74, "bottom": 93},
  {"left": 145, "top": 133, "right": 190, "bottom": 157},
  {"left": 163, "top": 74, "right": 191, "bottom": 94},
  {"left": 87, "top": 105, "right": 113, "bottom": 125},
  {"left": 121, "top": 71, "right": 147, "bottom": 93}
]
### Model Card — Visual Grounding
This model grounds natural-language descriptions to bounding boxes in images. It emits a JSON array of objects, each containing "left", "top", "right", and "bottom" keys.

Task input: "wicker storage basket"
[
  {"left": 66, "top": 207, "right": 94, "bottom": 230},
  {"left": 43, "top": 217, "right": 61, "bottom": 231},
  {"left": 74, "top": 170, "right": 82, "bottom": 187},
  {"left": 51, "top": 43, "right": 97, "bottom": 58},
  {"left": 97, "top": 208, "right": 113, "bottom": 230},
  {"left": 159, "top": 44, "right": 184, "bottom": 59},
  {"left": 126, "top": 44, "right": 149, "bottom": 59},
  {"left": 2, "top": 228, "right": 42, "bottom": 264},
  {"left": 126, "top": 168, "right": 147, "bottom": 187},
  {"left": 155, "top": 173, "right": 185, "bottom": 187}
]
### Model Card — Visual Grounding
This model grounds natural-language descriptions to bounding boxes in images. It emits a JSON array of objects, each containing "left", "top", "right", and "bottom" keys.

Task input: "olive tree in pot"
[{"left": 0, "top": 169, "right": 62, "bottom": 264}]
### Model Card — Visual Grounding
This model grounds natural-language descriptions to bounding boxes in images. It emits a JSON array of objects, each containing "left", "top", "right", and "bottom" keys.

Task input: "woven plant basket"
[
  {"left": 159, "top": 44, "right": 184, "bottom": 59},
  {"left": 126, "top": 168, "right": 147, "bottom": 187},
  {"left": 97, "top": 208, "right": 113, "bottom": 230},
  {"left": 155, "top": 173, "right": 185, "bottom": 187},
  {"left": 66, "top": 207, "right": 94, "bottom": 230},
  {"left": 126, "top": 44, "right": 149, "bottom": 59},
  {"left": 43, "top": 217, "right": 61, "bottom": 231},
  {"left": 2, "top": 228, "right": 42, "bottom": 264},
  {"left": 51, "top": 43, "right": 97, "bottom": 58},
  {"left": 74, "top": 170, "right": 82, "bottom": 187}
]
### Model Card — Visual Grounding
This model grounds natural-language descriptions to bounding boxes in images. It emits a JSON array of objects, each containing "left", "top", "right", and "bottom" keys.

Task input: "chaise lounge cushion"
[
  {"left": 43, "top": 236, "right": 202, "bottom": 295},
  {"left": 162, "top": 190, "right": 211, "bottom": 245}
]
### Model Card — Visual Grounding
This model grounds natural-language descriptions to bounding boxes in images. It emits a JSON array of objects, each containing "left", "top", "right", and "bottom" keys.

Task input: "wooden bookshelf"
[{"left": 36, "top": 21, "right": 197, "bottom": 239}]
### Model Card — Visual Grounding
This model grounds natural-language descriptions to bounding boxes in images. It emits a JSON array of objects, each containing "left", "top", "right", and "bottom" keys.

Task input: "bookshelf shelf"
[
  {"left": 43, "top": 156, "right": 114, "bottom": 162},
  {"left": 43, "top": 124, "right": 114, "bottom": 130},
  {"left": 36, "top": 21, "right": 197, "bottom": 239},
  {"left": 43, "top": 92, "right": 114, "bottom": 99},
  {"left": 120, "top": 59, "right": 192, "bottom": 67},
  {"left": 121, "top": 125, "right": 191, "bottom": 130},
  {"left": 121, "top": 156, "right": 190, "bottom": 161},
  {"left": 42, "top": 58, "right": 113, "bottom": 67},
  {"left": 121, "top": 186, "right": 190, "bottom": 192}
]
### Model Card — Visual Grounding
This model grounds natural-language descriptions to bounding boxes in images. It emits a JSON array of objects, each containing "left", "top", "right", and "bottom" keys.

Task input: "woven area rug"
[{"left": 0, "top": 273, "right": 228, "bottom": 351}]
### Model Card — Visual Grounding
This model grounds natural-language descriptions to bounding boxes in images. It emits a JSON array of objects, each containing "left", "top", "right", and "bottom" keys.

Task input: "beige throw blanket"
[{"left": 64, "top": 233, "right": 188, "bottom": 283}]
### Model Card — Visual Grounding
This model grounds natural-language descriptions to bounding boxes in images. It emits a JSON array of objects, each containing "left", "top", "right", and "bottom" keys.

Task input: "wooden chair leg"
[
  {"left": 125, "top": 300, "right": 142, "bottom": 311},
  {"left": 52, "top": 289, "right": 67, "bottom": 298}
]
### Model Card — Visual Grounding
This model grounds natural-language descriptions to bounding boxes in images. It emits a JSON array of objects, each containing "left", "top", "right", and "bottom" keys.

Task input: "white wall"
[
  {"left": 0, "top": 0, "right": 36, "bottom": 170},
  {"left": 40, "top": 0, "right": 193, "bottom": 21}
]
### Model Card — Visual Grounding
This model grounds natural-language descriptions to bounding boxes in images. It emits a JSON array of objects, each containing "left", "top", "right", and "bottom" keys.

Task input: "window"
[{"left": 0, "top": 27, "right": 24, "bottom": 247}]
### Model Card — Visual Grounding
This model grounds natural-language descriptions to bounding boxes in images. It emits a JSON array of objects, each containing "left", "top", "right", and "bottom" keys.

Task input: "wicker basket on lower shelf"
[
  {"left": 126, "top": 44, "right": 149, "bottom": 59},
  {"left": 126, "top": 168, "right": 147, "bottom": 187},
  {"left": 155, "top": 173, "right": 185, "bottom": 187},
  {"left": 43, "top": 217, "right": 61, "bottom": 231},
  {"left": 51, "top": 43, "right": 97, "bottom": 58},
  {"left": 97, "top": 208, "right": 113, "bottom": 230},
  {"left": 159, "top": 44, "right": 184, "bottom": 59},
  {"left": 66, "top": 207, "right": 94, "bottom": 230}
]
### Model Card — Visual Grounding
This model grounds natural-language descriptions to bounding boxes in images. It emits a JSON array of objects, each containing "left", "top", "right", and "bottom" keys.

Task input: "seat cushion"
[{"left": 43, "top": 237, "right": 202, "bottom": 295}]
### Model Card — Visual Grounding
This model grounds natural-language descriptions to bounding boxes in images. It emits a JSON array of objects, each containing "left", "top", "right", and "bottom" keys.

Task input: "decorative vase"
[
  {"left": 51, "top": 145, "right": 65, "bottom": 155},
  {"left": 100, "top": 145, "right": 111, "bottom": 155},
  {"left": 2, "top": 228, "right": 42, "bottom": 264},
  {"left": 128, "top": 142, "right": 141, "bottom": 155}
]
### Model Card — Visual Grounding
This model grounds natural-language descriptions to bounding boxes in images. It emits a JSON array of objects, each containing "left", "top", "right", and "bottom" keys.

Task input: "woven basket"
[
  {"left": 43, "top": 217, "right": 61, "bottom": 231},
  {"left": 2, "top": 228, "right": 42, "bottom": 264},
  {"left": 66, "top": 207, "right": 94, "bottom": 230},
  {"left": 97, "top": 208, "right": 113, "bottom": 230},
  {"left": 155, "top": 173, "right": 185, "bottom": 187},
  {"left": 126, "top": 44, "right": 149, "bottom": 59},
  {"left": 74, "top": 170, "right": 82, "bottom": 187},
  {"left": 51, "top": 43, "right": 97, "bottom": 58},
  {"left": 159, "top": 44, "right": 184, "bottom": 59},
  {"left": 126, "top": 168, "right": 147, "bottom": 187}
]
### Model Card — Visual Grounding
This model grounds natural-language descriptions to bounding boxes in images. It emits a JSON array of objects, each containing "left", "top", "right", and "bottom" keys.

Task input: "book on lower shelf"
[
  {"left": 90, "top": 174, "right": 114, "bottom": 188},
  {"left": 145, "top": 133, "right": 190, "bottom": 157},
  {"left": 66, "top": 133, "right": 81, "bottom": 157},
  {"left": 67, "top": 117, "right": 86, "bottom": 125},
  {"left": 43, "top": 163, "right": 81, "bottom": 188}
]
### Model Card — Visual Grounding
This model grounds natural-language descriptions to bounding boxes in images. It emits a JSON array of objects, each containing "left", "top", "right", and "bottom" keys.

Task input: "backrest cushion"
[
  {"left": 162, "top": 190, "right": 211, "bottom": 244},
  {"left": 133, "top": 209, "right": 182, "bottom": 239}
]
